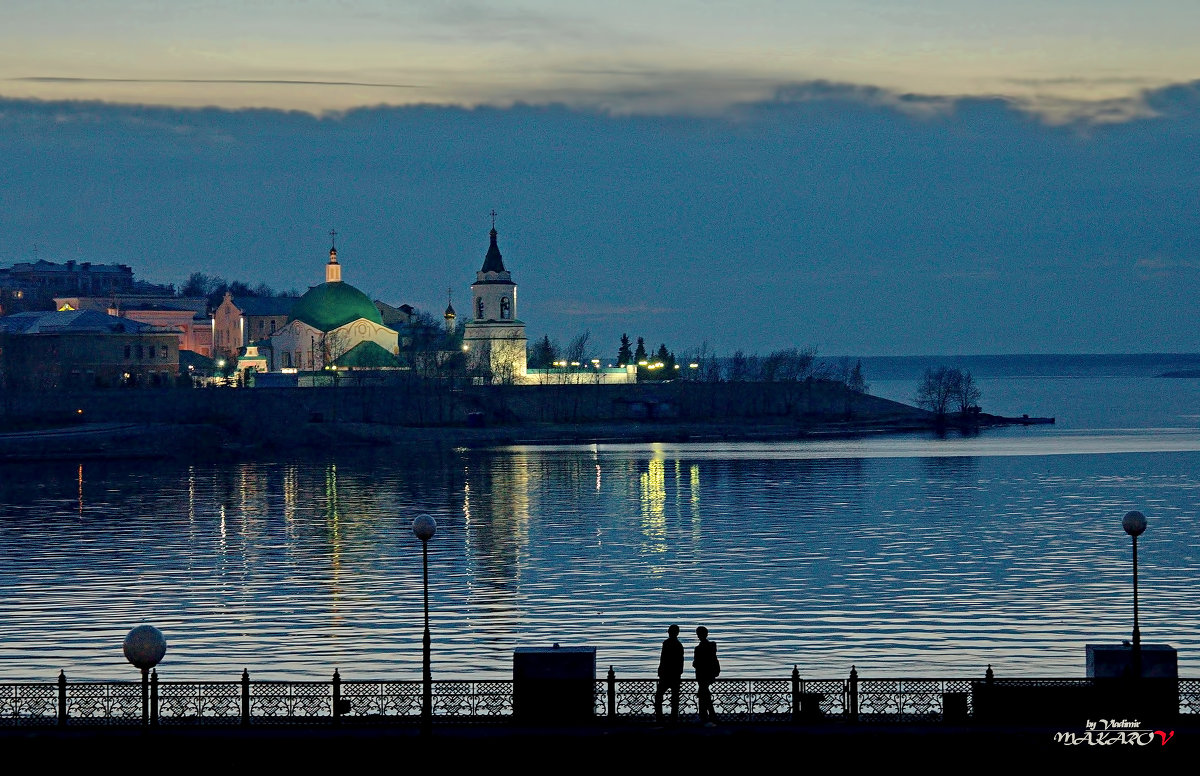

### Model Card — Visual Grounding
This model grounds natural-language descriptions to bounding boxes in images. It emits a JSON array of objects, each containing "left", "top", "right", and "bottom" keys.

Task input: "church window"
[
  {"left": 500, "top": 297, "right": 510, "bottom": 319},
  {"left": 476, "top": 298, "right": 484, "bottom": 319},
  {"left": 284, "top": 352, "right": 292, "bottom": 368}
]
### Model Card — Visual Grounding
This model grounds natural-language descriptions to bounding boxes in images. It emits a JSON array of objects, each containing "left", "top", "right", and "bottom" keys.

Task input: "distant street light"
[
  {"left": 1123, "top": 510, "right": 1148, "bottom": 676},
  {"left": 412, "top": 513, "right": 437, "bottom": 734},
  {"left": 123, "top": 625, "right": 167, "bottom": 726}
]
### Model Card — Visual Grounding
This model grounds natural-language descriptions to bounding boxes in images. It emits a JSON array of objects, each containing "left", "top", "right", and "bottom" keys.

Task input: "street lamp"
[
  {"left": 412, "top": 513, "right": 437, "bottom": 734},
  {"left": 1122, "top": 510, "right": 1147, "bottom": 676},
  {"left": 123, "top": 625, "right": 167, "bottom": 726}
]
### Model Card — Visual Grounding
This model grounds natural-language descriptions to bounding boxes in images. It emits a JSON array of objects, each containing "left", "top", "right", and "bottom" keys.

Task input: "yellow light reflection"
[{"left": 640, "top": 453, "right": 667, "bottom": 554}]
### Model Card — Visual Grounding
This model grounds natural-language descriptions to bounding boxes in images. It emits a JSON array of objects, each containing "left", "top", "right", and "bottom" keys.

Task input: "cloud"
[
  {"left": 2, "top": 78, "right": 1199, "bottom": 355},
  {"left": 1134, "top": 256, "right": 1200, "bottom": 278},
  {"left": 1003, "top": 76, "right": 1163, "bottom": 88},
  {"left": 12, "top": 77, "right": 424, "bottom": 89},
  {"left": 397, "top": 0, "right": 625, "bottom": 46}
]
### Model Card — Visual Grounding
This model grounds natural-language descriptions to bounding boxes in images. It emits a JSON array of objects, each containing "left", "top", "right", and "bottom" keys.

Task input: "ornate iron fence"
[
  {"left": 2, "top": 668, "right": 1195, "bottom": 727},
  {"left": 1180, "top": 679, "right": 1200, "bottom": 715}
]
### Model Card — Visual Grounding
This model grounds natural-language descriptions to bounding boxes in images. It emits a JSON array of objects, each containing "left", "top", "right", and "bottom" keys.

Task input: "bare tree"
[
  {"left": 319, "top": 330, "right": 350, "bottom": 369},
  {"left": 564, "top": 331, "right": 591, "bottom": 366},
  {"left": 487, "top": 333, "right": 527, "bottom": 386},
  {"left": 954, "top": 369, "right": 981, "bottom": 413},
  {"left": 762, "top": 347, "right": 816, "bottom": 382},
  {"left": 728, "top": 350, "right": 750, "bottom": 382},
  {"left": 915, "top": 366, "right": 958, "bottom": 417}
]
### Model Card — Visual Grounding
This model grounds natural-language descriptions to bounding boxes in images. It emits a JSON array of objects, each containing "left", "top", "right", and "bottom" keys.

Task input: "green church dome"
[{"left": 288, "top": 281, "right": 382, "bottom": 332}]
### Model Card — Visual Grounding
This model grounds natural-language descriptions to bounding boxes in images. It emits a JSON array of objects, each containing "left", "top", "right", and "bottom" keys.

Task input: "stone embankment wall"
[{"left": 0, "top": 379, "right": 927, "bottom": 439}]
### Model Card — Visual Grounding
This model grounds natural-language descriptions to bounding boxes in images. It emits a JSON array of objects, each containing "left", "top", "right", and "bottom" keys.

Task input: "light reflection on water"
[{"left": 0, "top": 430, "right": 1197, "bottom": 682}]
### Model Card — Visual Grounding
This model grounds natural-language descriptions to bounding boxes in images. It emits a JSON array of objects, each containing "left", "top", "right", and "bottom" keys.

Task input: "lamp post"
[
  {"left": 1122, "top": 510, "right": 1147, "bottom": 677},
  {"left": 123, "top": 625, "right": 167, "bottom": 726},
  {"left": 412, "top": 513, "right": 437, "bottom": 734}
]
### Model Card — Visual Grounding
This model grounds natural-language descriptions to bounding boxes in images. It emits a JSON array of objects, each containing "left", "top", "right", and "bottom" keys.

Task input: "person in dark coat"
[
  {"left": 692, "top": 626, "right": 720, "bottom": 725},
  {"left": 654, "top": 624, "right": 684, "bottom": 723}
]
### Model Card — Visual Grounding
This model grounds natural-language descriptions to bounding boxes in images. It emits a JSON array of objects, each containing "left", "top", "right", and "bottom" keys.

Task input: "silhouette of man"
[
  {"left": 693, "top": 626, "right": 720, "bottom": 725},
  {"left": 654, "top": 624, "right": 684, "bottom": 723}
]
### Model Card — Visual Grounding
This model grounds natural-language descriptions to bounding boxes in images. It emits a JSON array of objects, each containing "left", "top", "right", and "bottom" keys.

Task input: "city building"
[
  {"left": 0, "top": 259, "right": 172, "bottom": 315},
  {"left": 212, "top": 293, "right": 297, "bottom": 360},
  {"left": 0, "top": 309, "right": 179, "bottom": 390},
  {"left": 375, "top": 300, "right": 415, "bottom": 327},
  {"left": 56, "top": 295, "right": 212, "bottom": 358}
]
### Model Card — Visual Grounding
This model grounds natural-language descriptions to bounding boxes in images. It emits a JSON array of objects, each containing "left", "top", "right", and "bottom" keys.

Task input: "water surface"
[{"left": 2, "top": 425, "right": 1197, "bottom": 682}]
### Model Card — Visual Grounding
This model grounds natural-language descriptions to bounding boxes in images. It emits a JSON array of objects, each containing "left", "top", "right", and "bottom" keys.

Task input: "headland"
[{"left": 0, "top": 379, "right": 1051, "bottom": 461}]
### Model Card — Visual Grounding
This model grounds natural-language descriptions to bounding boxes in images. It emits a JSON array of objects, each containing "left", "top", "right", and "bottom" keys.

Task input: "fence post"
[
  {"left": 607, "top": 665, "right": 616, "bottom": 721},
  {"left": 150, "top": 669, "right": 159, "bottom": 726},
  {"left": 848, "top": 665, "right": 859, "bottom": 723},
  {"left": 332, "top": 669, "right": 341, "bottom": 725},
  {"left": 985, "top": 664, "right": 994, "bottom": 685},
  {"left": 791, "top": 665, "right": 800, "bottom": 722},
  {"left": 57, "top": 670, "right": 67, "bottom": 727},
  {"left": 241, "top": 668, "right": 251, "bottom": 726}
]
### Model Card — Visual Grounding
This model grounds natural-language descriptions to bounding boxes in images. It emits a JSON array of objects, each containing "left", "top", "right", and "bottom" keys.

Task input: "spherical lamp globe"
[
  {"left": 1123, "top": 511, "right": 1147, "bottom": 538},
  {"left": 123, "top": 625, "right": 167, "bottom": 671},
  {"left": 413, "top": 513, "right": 437, "bottom": 542}
]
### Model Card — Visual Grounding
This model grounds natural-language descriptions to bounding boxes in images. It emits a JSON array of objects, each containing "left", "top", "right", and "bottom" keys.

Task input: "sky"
[{"left": 2, "top": 1, "right": 1199, "bottom": 356}]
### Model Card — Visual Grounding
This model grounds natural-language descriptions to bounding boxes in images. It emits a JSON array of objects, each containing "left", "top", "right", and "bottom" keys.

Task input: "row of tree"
[
  {"left": 180, "top": 272, "right": 298, "bottom": 308},
  {"left": 525, "top": 332, "right": 872, "bottom": 393}
]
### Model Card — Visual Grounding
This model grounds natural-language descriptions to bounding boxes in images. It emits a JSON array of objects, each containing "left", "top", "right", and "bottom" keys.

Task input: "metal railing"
[{"left": 3, "top": 667, "right": 1197, "bottom": 727}]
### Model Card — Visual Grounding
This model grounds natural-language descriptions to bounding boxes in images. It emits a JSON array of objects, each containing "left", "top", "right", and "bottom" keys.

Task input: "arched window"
[
  {"left": 476, "top": 297, "right": 485, "bottom": 319},
  {"left": 500, "top": 297, "right": 510, "bottom": 319}
]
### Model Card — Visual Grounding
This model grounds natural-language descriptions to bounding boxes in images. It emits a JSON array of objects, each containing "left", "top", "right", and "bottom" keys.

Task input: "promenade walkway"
[{"left": 3, "top": 718, "right": 1192, "bottom": 764}]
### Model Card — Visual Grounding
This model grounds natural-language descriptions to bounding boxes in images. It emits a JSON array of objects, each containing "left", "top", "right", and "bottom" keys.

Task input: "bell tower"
[{"left": 463, "top": 214, "right": 526, "bottom": 382}]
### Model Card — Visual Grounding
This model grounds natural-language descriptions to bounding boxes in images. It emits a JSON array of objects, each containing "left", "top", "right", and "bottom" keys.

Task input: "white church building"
[
  {"left": 463, "top": 224, "right": 635, "bottom": 385},
  {"left": 263, "top": 243, "right": 399, "bottom": 372}
]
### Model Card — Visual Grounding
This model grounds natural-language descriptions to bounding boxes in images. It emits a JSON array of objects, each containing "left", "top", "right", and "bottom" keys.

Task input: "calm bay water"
[{"left": 1, "top": 356, "right": 1198, "bottom": 682}]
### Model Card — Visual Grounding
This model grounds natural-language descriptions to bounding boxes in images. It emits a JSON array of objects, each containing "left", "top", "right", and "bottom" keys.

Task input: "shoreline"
[{"left": 0, "top": 412, "right": 1054, "bottom": 463}]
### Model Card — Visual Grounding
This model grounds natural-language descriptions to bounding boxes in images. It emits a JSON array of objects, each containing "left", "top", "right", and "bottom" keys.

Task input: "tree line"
[
  {"left": 527, "top": 331, "right": 870, "bottom": 393},
  {"left": 179, "top": 272, "right": 299, "bottom": 308}
]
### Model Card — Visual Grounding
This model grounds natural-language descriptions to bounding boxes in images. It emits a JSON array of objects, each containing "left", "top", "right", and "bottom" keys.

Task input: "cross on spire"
[
  {"left": 329, "top": 228, "right": 337, "bottom": 249},
  {"left": 489, "top": 210, "right": 497, "bottom": 230}
]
